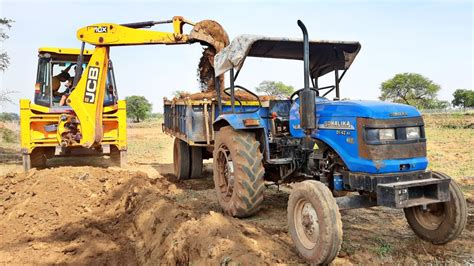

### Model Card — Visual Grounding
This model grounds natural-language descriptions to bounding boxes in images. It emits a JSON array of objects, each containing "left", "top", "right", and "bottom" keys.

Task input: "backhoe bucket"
[{"left": 189, "top": 20, "right": 229, "bottom": 54}]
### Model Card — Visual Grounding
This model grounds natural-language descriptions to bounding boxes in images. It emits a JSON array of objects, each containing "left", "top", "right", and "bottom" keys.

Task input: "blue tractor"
[{"left": 164, "top": 21, "right": 467, "bottom": 264}]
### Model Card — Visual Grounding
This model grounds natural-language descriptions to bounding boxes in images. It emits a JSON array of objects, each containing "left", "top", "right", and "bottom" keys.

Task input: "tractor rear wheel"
[
  {"left": 213, "top": 126, "right": 265, "bottom": 217},
  {"left": 404, "top": 171, "right": 467, "bottom": 244},
  {"left": 288, "top": 180, "right": 343, "bottom": 265},
  {"left": 190, "top": 146, "right": 203, "bottom": 178},
  {"left": 173, "top": 138, "right": 191, "bottom": 180}
]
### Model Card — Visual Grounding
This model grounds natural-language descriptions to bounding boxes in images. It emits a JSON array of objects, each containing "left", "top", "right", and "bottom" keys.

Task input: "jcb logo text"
[{"left": 84, "top": 67, "right": 99, "bottom": 104}]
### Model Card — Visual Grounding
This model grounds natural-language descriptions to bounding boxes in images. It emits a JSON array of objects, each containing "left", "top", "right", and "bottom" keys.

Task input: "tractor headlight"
[
  {"left": 406, "top": 126, "right": 421, "bottom": 139},
  {"left": 365, "top": 128, "right": 396, "bottom": 142},
  {"left": 379, "top": 128, "right": 396, "bottom": 140}
]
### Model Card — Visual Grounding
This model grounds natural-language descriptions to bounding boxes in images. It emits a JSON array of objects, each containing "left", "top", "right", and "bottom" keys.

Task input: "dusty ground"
[{"left": 0, "top": 114, "right": 473, "bottom": 264}]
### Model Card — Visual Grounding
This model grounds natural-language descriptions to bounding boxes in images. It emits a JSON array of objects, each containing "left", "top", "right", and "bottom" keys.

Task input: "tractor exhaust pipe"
[
  {"left": 298, "top": 20, "right": 310, "bottom": 89},
  {"left": 297, "top": 20, "right": 316, "bottom": 134}
]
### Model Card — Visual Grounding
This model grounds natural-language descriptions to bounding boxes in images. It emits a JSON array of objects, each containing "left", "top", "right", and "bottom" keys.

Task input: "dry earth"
[{"left": 0, "top": 114, "right": 473, "bottom": 264}]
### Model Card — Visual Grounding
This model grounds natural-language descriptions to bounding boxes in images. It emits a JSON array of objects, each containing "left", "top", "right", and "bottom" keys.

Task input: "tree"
[
  {"left": 452, "top": 89, "right": 474, "bottom": 108},
  {"left": 255, "top": 81, "right": 294, "bottom": 98},
  {"left": 125, "top": 96, "right": 152, "bottom": 122},
  {"left": 0, "top": 18, "right": 14, "bottom": 72},
  {"left": 172, "top": 90, "right": 190, "bottom": 99},
  {"left": 1, "top": 18, "right": 15, "bottom": 108},
  {"left": 0, "top": 90, "right": 16, "bottom": 106},
  {"left": 427, "top": 100, "right": 450, "bottom": 110},
  {"left": 379, "top": 73, "right": 441, "bottom": 109}
]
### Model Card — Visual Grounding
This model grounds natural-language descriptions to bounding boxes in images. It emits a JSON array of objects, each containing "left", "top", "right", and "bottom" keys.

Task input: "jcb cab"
[{"left": 20, "top": 47, "right": 127, "bottom": 170}]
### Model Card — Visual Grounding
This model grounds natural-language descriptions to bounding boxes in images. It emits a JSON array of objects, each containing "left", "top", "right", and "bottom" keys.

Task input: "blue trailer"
[{"left": 163, "top": 21, "right": 467, "bottom": 265}]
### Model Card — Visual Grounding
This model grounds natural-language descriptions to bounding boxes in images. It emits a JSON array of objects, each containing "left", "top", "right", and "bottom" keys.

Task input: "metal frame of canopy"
[{"left": 213, "top": 34, "right": 361, "bottom": 114}]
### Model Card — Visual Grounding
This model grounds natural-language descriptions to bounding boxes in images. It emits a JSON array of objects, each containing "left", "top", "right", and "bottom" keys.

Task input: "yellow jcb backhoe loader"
[{"left": 20, "top": 16, "right": 228, "bottom": 171}]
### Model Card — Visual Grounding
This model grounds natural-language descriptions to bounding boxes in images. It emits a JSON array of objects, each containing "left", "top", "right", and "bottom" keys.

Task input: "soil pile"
[
  {"left": 0, "top": 167, "right": 302, "bottom": 264},
  {"left": 176, "top": 89, "right": 278, "bottom": 101}
]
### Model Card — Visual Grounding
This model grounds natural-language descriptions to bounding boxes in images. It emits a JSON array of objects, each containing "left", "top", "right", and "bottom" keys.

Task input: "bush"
[
  {"left": 149, "top": 113, "right": 163, "bottom": 119},
  {"left": 0, "top": 112, "right": 19, "bottom": 122},
  {"left": 0, "top": 127, "right": 18, "bottom": 143}
]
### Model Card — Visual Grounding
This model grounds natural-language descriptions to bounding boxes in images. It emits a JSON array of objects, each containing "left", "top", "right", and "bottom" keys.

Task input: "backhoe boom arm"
[
  {"left": 68, "top": 16, "right": 197, "bottom": 148},
  {"left": 77, "top": 16, "right": 194, "bottom": 46}
]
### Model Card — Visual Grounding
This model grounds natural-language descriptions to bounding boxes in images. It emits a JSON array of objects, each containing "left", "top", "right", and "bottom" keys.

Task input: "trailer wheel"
[
  {"left": 30, "top": 147, "right": 47, "bottom": 169},
  {"left": 404, "top": 171, "right": 467, "bottom": 244},
  {"left": 190, "top": 146, "right": 203, "bottom": 178},
  {"left": 288, "top": 180, "right": 343, "bottom": 265},
  {"left": 173, "top": 138, "right": 190, "bottom": 180},
  {"left": 110, "top": 145, "right": 127, "bottom": 168},
  {"left": 213, "top": 126, "right": 265, "bottom": 217}
]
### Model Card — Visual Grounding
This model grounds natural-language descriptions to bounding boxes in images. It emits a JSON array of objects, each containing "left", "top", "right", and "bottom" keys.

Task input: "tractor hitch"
[
  {"left": 338, "top": 171, "right": 451, "bottom": 210},
  {"left": 376, "top": 177, "right": 450, "bottom": 208}
]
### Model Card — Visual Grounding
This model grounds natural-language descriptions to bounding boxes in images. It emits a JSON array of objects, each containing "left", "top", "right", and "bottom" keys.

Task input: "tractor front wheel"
[
  {"left": 213, "top": 126, "right": 265, "bottom": 217},
  {"left": 288, "top": 180, "right": 343, "bottom": 265},
  {"left": 404, "top": 171, "right": 467, "bottom": 244}
]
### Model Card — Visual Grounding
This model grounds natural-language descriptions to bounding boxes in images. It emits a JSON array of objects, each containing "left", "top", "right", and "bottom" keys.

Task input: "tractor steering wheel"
[
  {"left": 290, "top": 85, "right": 337, "bottom": 103},
  {"left": 223, "top": 85, "right": 262, "bottom": 113},
  {"left": 290, "top": 88, "right": 319, "bottom": 103}
]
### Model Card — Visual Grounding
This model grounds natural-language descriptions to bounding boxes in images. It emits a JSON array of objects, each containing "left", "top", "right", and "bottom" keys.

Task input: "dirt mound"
[
  {"left": 178, "top": 89, "right": 278, "bottom": 101},
  {"left": 187, "top": 89, "right": 256, "bottom": 101},
  {"left": 0, "top": 167, "right": 301, "bottom": 264},
  {"left": 189, "top": 20, "right": 229, "bottom": 93}
]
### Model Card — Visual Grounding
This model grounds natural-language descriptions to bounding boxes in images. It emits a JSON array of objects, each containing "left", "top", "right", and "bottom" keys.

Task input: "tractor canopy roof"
[{"left": 214, "top": 35, "right": 361, "bottom": 79}]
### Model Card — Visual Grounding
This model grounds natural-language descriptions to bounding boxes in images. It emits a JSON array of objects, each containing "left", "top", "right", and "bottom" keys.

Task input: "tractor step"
[
  {"left": 267, "top": 158, "right": 293, "bottom": 165},
  {"left": 376, "top": 177, "right": 450, "bottom": 208}
]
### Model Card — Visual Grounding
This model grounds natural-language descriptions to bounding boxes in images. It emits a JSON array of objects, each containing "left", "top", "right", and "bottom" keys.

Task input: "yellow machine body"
[
  {"left": 20, "top": 16, "right": 220, "bottom": 171},
  {"left": 20, "top": 47, "right": 127, "bottom": 170}
]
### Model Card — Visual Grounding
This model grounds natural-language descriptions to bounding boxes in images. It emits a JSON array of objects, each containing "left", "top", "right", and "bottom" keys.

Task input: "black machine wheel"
[
  {"left": 404, "top": 171, "right": 467, "bottom": 244},
  {"left": 173, "top": 138, "right": 191, "bottom": 180},
  {"left": 213, "top": 126, "right": 265, "bottom": 217},
  {"left": 190, "top": 146, "right": 203, "bottom": 179},
  {"left": 30, "top": 147, "right": 47, "bottom": 169},
  {"left": 45, "top": 147, "right": 55, "bottom": 159},
  {"left": 288, "top": 180, "right": 343, "bottom": 265},
  {"left": 110, "top": 145, "right": 126, "bottom": 168}
]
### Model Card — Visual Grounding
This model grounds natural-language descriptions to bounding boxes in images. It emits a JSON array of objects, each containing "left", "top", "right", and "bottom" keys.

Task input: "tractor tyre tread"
[
  {"left": 213, "top": 126, "right": 265, "bottom": 218},
  {"left": 288, "top": 180, "right": 343, "bottom": 265},
  {"left": 174, "top": 138, "right": 191, "bottom": 180},
  {"left": 190, "top": 146, "right": 203, "bottom": 179}
]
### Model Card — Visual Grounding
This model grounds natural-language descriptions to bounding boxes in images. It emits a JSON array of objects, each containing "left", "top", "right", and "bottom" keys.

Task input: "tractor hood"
[{"left": 315, "top": 98, "right": 421, "bottom": 119}]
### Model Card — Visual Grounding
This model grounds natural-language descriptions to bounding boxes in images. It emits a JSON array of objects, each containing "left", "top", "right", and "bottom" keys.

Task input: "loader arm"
[
  {"left": 65, "top": 16, "right": 200, "bottom": 148},
  {"left": 76, "top": 16, "right": 193, "bottom": 46}
]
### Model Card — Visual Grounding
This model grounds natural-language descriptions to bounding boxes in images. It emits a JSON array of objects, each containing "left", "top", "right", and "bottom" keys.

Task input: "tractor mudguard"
[{"left": 213, "top": 113, "right": 264, "bottom": 131}]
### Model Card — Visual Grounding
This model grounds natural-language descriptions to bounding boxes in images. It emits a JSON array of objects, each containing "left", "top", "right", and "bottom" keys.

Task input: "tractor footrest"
[
  {"left": 376, "top": 178, "right": 450, "bottom": 208},
  {"left": 267, "top": 158, "right": 293, "bottom": 165}
]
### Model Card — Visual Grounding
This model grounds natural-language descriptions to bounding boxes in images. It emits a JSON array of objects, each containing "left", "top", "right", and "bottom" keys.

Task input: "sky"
[{"left": 0, "top": 0, "right": 472, "bottom": 113}]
